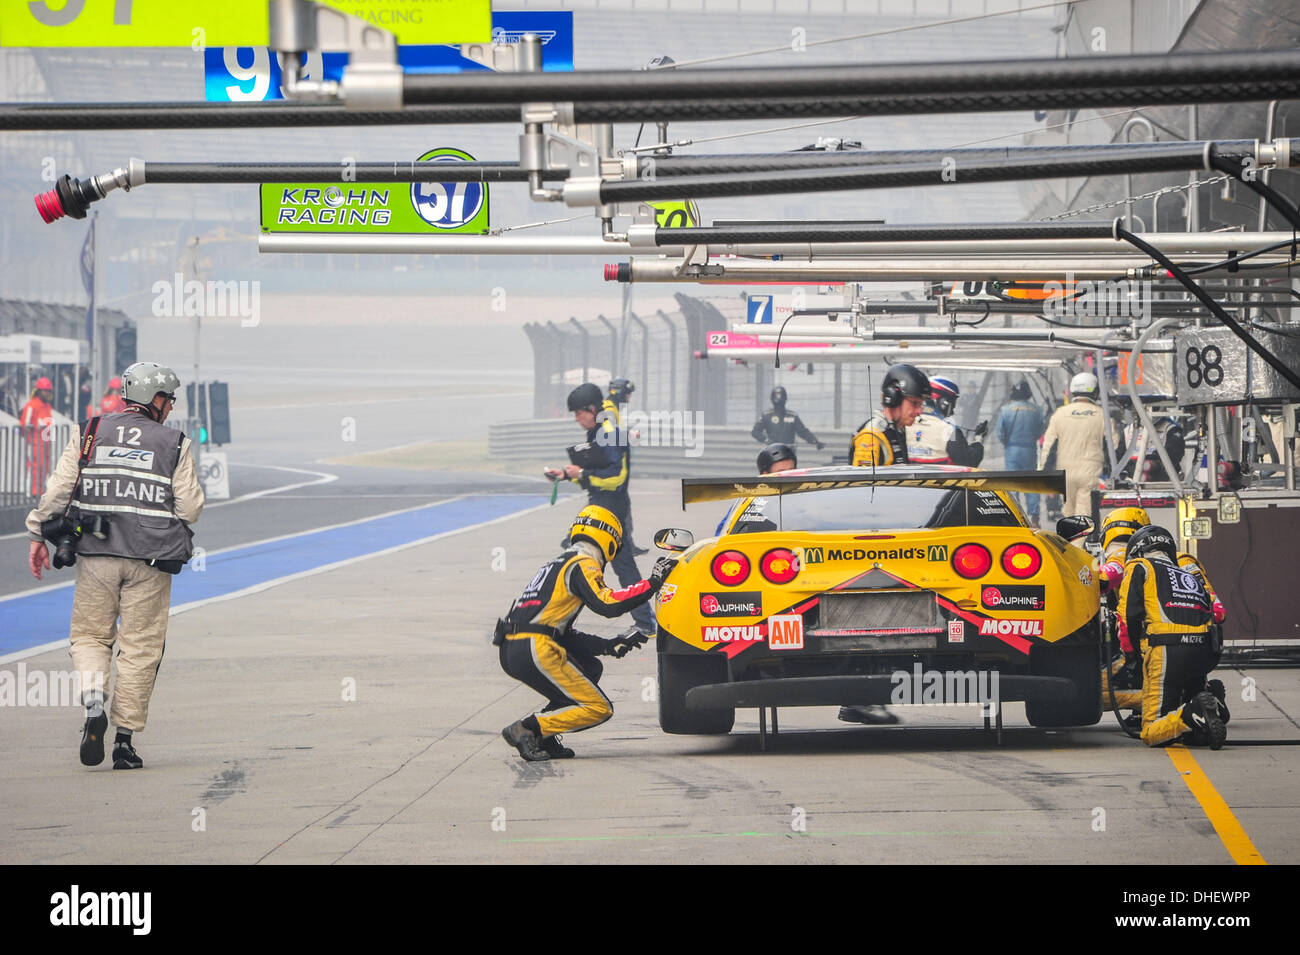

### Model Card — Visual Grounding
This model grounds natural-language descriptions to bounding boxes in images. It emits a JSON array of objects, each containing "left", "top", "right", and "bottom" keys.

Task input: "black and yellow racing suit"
[
  {"left": 570, "top": 414, "right": 654, "bottom": 631},
  {"left": 1118, "top": 554, "right": 1214, "bottom": 746},
  {"left": 499, "top": 544, "right": 659, "bottom": 736},
  {"left": 850, "top": 410, "right": 909, "bottom": 467},
  {"left": 1101, "top": 547, "right": 1224, "bottom": 711}
]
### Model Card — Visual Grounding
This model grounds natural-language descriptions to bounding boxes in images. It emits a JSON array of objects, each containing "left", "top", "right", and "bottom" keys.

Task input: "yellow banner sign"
[
  {"left": 1, "top": 0, "right": 490, "bottom": 48},
  {"left": 648, "top": 200, "right": 700, "bottom": 229}
]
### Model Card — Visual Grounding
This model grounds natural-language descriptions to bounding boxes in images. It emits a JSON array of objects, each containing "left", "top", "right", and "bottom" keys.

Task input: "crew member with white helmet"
[
  {"left": 24, "top": 361, "right": 204, "bottom": 771},
  {"left": 1040, "top": 372, "right": 1106, "bottom": 518}
]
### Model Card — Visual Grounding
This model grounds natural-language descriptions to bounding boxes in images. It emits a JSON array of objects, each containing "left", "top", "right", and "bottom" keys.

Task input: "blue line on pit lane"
[{"left": 0, "top": 494, "right": 544, "bottom": 657}]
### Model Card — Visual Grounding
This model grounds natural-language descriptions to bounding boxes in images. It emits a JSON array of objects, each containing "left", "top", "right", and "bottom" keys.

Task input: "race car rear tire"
[
  {"left": 1025, "top": 638, "right": 1103, "bottom": 728},
  {"left": 658, "top": 653, "right": 735, "bottom": 735}
]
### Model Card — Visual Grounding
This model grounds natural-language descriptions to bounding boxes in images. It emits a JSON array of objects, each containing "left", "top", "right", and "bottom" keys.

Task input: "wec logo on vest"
[{"left": 95, "top": 446, "right": 155, "bottom": 469}]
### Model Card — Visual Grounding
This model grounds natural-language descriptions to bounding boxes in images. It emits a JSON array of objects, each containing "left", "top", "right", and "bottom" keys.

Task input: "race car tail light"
[
  {"left": 951, "top": 543, "right": 993, "bottom": 579},
  {"left": 711, "top": 550, "right": 751, "bottom": 586},
  {"left": 1001, "top": 543, "right": 1042, "bottom": 579},
  {"left": 760, "top": 548, "right": 800, "bottom": 584}
]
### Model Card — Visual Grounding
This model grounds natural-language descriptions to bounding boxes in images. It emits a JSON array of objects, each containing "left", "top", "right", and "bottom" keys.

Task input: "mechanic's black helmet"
[
  {"left": 757, "top": 442, "right": 797, "bottom": 474},
  {"left": 1125, "top": 523, "right": 1178, "bottom": 563},
  {"left": 1010, "top": 379, "right": 1031, "bottom": 401},
  {"left": 770, "top": 385, "right": 787, "bottom": 407},
  {"left": 881, "top": 363, "right": 930, "bottom": 409},
  {"left": 608, "top": 378, "right": 635, "bottom": 402},
  {"left": 567, "top": 382, "right": 604, "bottom": 412}
]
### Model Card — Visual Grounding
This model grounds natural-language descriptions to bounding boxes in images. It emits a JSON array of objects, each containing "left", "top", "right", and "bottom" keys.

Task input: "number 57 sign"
[{"left": 259, "top": 148, "right": 489, "bottom": 235}]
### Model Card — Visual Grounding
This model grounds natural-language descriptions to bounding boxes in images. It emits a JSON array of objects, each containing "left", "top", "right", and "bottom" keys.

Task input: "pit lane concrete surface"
[{"left": 2, "top": 476, "right": 1297, "bottom": 865}]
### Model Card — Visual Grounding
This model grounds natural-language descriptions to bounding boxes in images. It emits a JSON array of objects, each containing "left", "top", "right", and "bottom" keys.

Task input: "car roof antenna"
[{"left": 867, "top": 365, "right": 876, "bottom": 503}]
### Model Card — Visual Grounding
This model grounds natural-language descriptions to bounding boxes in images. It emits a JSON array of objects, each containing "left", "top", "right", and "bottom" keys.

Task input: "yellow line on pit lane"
[{"left": 1166, "top": 745, "right": 1267, "bottom": 865}]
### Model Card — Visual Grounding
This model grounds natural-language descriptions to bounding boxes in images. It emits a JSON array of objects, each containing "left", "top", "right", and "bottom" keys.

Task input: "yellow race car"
[{"left": 654, "top": 466, "right": 1102, "bottom": 735}]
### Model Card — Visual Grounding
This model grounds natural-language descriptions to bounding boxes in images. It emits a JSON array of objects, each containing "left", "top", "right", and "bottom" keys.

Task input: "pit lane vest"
[{"left": 73, "top": 412, "right": 194, "bottom": 563}]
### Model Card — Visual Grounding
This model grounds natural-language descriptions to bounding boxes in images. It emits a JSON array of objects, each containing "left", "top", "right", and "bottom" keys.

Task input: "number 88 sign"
[{"left": 411, "top": 148, "right": 490, "bottom": 232}]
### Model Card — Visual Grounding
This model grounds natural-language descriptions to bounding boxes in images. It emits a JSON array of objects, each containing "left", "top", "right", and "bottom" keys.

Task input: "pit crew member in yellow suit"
[
  {"left": 496, "top": 505, "right": 674, "bottom": 761},
  {"left": 1117, "top": 525, "right": 1226, "bottom": 749}
]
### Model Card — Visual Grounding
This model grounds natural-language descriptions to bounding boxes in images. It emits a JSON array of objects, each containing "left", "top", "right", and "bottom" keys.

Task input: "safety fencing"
[
  {"left": 488, "top": 418, "right": 858, "bottom": 478},
  {"left": 519, "top": 291, "right": 1010, "bottom": 442},
  {"left": 0, "top": 419, "right": 195, "bottom": 533},
  {"left": 0, "top": 421, "right": 74, "bottom": 532}
]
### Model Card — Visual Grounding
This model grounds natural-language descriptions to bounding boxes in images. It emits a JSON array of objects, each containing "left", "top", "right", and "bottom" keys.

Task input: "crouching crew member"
[
  {"left": 497, "top": 505, "right": 675, "bottom": 761},
  {"left": 1098, "top": 506, "right": 1155, "bottom": 717},
  {"left": 1117, "top": 524, "right": 1226, "bottom": 749},
  {"left": 1099, "top": 506, "right": 1229, "bottom": 729}
]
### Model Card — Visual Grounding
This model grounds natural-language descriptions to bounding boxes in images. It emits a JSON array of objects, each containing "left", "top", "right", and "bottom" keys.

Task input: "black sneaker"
[
  {"left": 1122, "top": 713, "right": 1142, "bottom": 733},
  {"left": 112, "top": 739, "right": 143, "bottom": 770},
  {"left": 838, "top": 705, "right": 900, "bottom": 725},
  {"left": 502, "top": 720, "right": 549, "bottom": 761},
  {"left": 1206, "top": 679, "right": 1230, "bottom": 725},
  {"left": 1180, "top": 692, "right": 1226, "bottom": 751},
  {"left": 80, "top": 712, "right": 108, "bottom": 766},
  {"left": 540, "top": 735, "right": 575, "bottom": 759}
]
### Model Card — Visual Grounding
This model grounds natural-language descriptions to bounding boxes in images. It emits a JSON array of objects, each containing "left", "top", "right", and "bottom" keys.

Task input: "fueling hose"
[{"left": 1101, "top": 606, "right": 1143, "bottom": 740}]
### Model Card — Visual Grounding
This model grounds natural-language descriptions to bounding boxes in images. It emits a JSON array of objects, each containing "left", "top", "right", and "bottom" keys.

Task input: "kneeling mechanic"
[{"left": 496, "top": 505, "right": 675, "bottom": 761}]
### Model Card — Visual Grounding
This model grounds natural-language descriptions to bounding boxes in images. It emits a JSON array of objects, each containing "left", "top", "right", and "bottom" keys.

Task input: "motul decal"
[
  {"left": 978, "top": 618, "right": 1043, "bottom": 637},
  {"left": 702, "top": 624, "right": 766, "bottom": 643}
]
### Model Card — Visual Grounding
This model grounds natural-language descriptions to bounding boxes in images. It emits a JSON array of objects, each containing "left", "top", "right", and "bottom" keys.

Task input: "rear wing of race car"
[{"left": 680, "top": 468, "right": 1067, "bottom": 506}]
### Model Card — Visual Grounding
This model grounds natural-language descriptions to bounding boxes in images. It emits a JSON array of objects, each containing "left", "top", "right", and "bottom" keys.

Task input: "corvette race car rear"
[{"left": 654, "top": 467, "right": 1103, "bottom": 735}]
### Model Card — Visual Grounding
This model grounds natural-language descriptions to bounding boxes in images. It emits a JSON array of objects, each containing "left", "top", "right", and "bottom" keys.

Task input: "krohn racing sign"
[{"left": 260, "top": 148, "right": 489, "bottom": 235}]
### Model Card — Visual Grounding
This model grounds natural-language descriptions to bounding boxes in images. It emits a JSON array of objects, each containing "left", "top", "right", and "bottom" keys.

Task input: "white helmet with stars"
[{"left": 121, "top": 362, "right": 181, "bottom": 406}]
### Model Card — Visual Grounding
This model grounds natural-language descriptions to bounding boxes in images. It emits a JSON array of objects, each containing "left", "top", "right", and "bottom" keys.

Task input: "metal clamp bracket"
[{"left": 270, "top": 0, "right": 401, "bottom": 110}]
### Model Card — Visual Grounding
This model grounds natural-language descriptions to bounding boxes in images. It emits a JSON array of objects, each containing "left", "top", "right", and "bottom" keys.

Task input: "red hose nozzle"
[
  {"left": 35, "top": 188, "right": 66, "bottom": 223},
  {"left": 35, "top": 173, "right": 95, "bottom": 223},
  {"left": 603, "top": 262, "right": 630, "bottom": 282}
]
